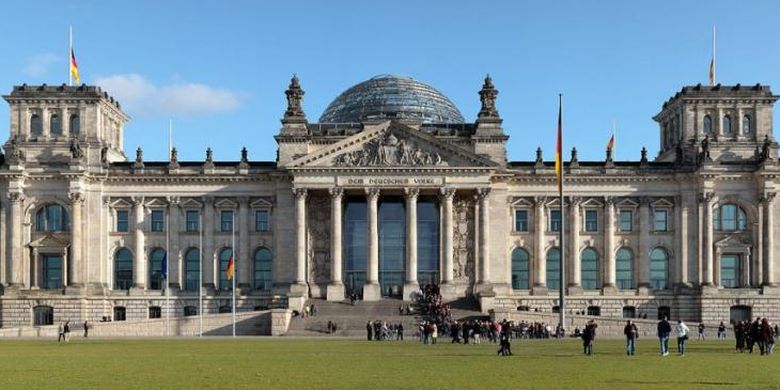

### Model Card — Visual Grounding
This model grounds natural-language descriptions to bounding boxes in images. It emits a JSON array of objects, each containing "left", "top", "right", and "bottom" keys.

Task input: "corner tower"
[{"left": 653, "top": 84, "right": 778, "bottom": 164}]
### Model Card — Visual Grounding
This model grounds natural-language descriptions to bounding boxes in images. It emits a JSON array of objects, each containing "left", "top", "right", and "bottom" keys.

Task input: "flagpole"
[
  {"left": 232, "top": 212, "right": 236, "bottom": 337},
  {"left": 710, "top": 25, "right": 716, "bottom": 86},
  {"left": 199, "top": 212, "right": 203, "bottom": 337},
  {"left": 68, "top": 25, "right": 72, "bottom": 86},
  {"left": 168, "top": 119, "right": 173, "bottom": 157},
  {"left": 558, "top": 94, "right": 566, "bottom": 335}
]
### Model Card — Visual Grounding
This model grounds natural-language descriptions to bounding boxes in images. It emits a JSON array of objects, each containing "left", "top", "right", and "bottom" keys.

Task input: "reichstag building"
[{"left": 0, "top": 74, "right": 778, "bottom": 328}]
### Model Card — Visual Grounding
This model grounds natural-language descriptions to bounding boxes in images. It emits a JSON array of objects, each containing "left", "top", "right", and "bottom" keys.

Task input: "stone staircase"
[{"left": 285, "top": 297, "right": 485, "bottom": 337}]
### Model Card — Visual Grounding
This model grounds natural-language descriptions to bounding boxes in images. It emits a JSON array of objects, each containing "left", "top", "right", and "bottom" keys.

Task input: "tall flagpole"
[
  {"left": 232, "top": 212, "right": 236, "bottom": 337},
  {"left": 68, "top": 25, "right": 73, "bottom": 86},
  {"left": 199, "top": 212, "right": 203, "bottom": 337},
  {"left": 168, "top": 119, "right": 173, "bottom": 156},
  {"left": 165, "top": 206, "right": 170, "bottom": 337},
  {"left": 710, "top": 25, "right": 716, "bottom": 86},
  {"left": 558, "top": 94, "right": 566, "bottom": 334}
]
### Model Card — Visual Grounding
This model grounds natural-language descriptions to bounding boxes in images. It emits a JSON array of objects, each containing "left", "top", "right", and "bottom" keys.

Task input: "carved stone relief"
[
  {"left": 333, "top": 131, "right": 446, "bottom": 167},
  {"left": 453, "top": 193, "right": 475, "bottom": 283},
  {"left": 307, "top": 194, "right": 331, "bottom": 284}
]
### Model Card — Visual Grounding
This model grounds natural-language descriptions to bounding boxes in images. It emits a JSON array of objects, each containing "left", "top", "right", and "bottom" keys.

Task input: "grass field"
[{"left": 0, "top": 337, "right": 777, "bottom": 389}]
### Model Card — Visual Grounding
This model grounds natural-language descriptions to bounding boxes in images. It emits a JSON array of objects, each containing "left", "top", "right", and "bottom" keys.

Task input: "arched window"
[
  {"left": 33, "top": 305, "right": 54, "bottom": 326},
  {"left": 581, "top": 248, "right": 600, "bottom": 290},
  {"left": 30, "top": 114, "right": 42, "bottom": 136},
  {"left": 511, "top": 248, "right": 530, "bottom": 290},
  {"left": 723, "top": 115, "right": 732, "bottom": 135},
  {"left": 149, "top": 248, "right": 166, "bottom": 290},
  {"left": 714, "top": 203, "right": 747, "bottom": 231},
  {"left": 253, "top": 247, "right": 272, "bottom": 290},
  {"left": 742, "top": 115, "right": 751, "bottom": 135},
  {"left": 50, "top": 114, "right": 62, "bottom": 136},
  {"left": 218, "top": 248, "right": 233, "bottom": 291},
  {"left": 649, "top": 248, "right": 669, "bottom": 290},
  {"left": 546, "top": 248, "right": 561, "bottom": 289},
  {"left": 114, "top": 248, "right": 133, "bottom": 290},
  {"left": 703, "top": 115, "right": 712, "bottom": 135},
  {"left": 615, "top": 248, "right": 634, "bottom": 289},
  {"left": 184, "top": 248, "right": 200, "bottom": 291},
  {"left": 35, "top": 204, "right": 69, "bottom": 232},
  {"left": 69, "top": 114, "right": 80, "bottom": 137}
]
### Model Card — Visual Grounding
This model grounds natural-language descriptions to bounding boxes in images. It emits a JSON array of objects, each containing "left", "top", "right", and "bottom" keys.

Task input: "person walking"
[
  {"left": 57, "top": 322, "right": 65, "bottom": 343},
  {"left": 624, "top": 320, "right": 639, "bottom": 356},
  {"left": 582, "top": 320, "right": 597, "bottom": 356},
  {"left": 83, "top": 320, "right": 89, "bottom": 338},
  {"left": 676, "top": 320, "right": 690, "bottom": 356},
  {"left": 657, "top": 316, "right": 672, "bottom": 356},
  {"left": 366, "top": 321, "right": 373, "bottom": 341},
  {"left": 64, "top": 321, "right": 71, "bottom": 342}
]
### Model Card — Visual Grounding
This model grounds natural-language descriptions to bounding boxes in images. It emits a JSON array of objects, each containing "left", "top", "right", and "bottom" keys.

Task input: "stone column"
[
  {"left": 327, "top": 187, "right": 345, "bottom": 301},
  {"left": 238, "top": 197, "right": 250, "bottom": 290},
  {"left": 763, "top": 192, "right": 777, "bottom": 287},
  {"left": 68, "top": 191, "right": 84, "bottom": 288},
  {"left": 7, "top": 192, "right": 25, "bottom": 287},
  {"left": 702, "top": 193, "right": 715, "bottom": 286},
  {"left": 202, "top": 197, "right": 215, "bottom": 291},
  {"left": 440, "top": 188, "right": 456, "bottom": 284},
  {"left": 678, "top": 199, "right": 690, "bottom": 287},
  {"left": 569, "top": 197, "right": 581, "bottom": 290},
  {"left": 637, "top": 198, "right": 651, "bottom": 291},
  {"left": 403, "top": 188, "right": 419, "bottom": 301},
  {"left": 477, "top": 188, "right": 491, "bottom": 286},
  {"left": 168, "top": 197, "right": 181, "bottom": 290},
  {"left": 604, "top": 197, "right": 616, "bottom": 290},
  {"left": 363, "top": 188, "right": 381, "bottom": 301},
  {"left": 132, "top": 197, "right": 146, "bottom": 290},
  {"left": 533, "top": 196, "right": 547, "bottom": 293},
  {"left": 293, "top": 188, "right": 308, "bottom": 287}
]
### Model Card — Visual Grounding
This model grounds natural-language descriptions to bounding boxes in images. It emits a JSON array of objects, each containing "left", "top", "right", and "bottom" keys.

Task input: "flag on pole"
[
  {"left": 709, "top": 25, "right": 716, "bottom": 86},
  {"left": 607, "top": 133, "right": 615, "bottom": 152},
  {"left": 554, "top": 95, "right": 563, "bottom": 192},
  {"left": 161, "top": 253, "right": 168, "bottom": 280},
  {"left": 70, "top": 49, "right": 80, "bottom": 85},
  {"left": 226, "top": 251, "right": 235, "bottom": 280}
]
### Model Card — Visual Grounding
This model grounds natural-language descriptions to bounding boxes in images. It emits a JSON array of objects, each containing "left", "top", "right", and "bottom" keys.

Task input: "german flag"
[
  {"left": 555, "top": 95, "right": 563, "bottom": 193},
  {"left": 70, "top": 48, "right": 80, "bottom": 85},
  {"left": 226, "top": 252, "right": 235, "bottom": 281},
  {"left": 607, "top": 133, "right": 615, "bottom": 153}
]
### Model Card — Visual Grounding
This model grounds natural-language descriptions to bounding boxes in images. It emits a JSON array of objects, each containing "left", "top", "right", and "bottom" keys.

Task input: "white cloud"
[
  {"left": 93, "top": 74, "right": 242, "bottom": 117},
  {"left": 23, "top": 53, "right": 60, "bottom": 77}
]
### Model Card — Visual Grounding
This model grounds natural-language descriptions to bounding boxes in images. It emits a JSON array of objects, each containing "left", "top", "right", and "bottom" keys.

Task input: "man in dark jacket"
[
  {"left": 624, "top": 320, "right": 639, "bottom": 356},
  {"left": 657, "top": 316, "right": 672, "bottom": 356}
]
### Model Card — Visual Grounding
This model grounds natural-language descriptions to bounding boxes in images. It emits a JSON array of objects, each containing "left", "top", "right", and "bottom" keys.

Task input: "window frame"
[
  {"left": 549, "top": 209, "right": 562, "bottom": 232},
  {"left": 742, "top": 114, "right": 751, "bottom": 135},
  {"left": 220, "top": 210, "right": 234, "bottom": 233},
  {"left": 253, "top": 247, "right": 273, "bottom": 290},
  {"left": 653, "top": 209, "right": 669, "bottom": 232},
  {"left": 703, "top": 114, "right": 712, "bottom": 135},
  {"left": 584, "top": 209, "right": 598, "bottom": 232},
  {"left": 514, "top": 209, "right": 529, "bottom": 232},
  {"left": 36, "top": 204, "right": 69, "bottom": 232},
  {"left": 150, "top": 209, "right": 165, "bottom": 232},
  {"left": 618, "top": 209, "right": 633, "bottom": 232},
  {"left": 255, "top": 209, "right": 271, "bottom": 232},
  {"left": 185, "top": 210, "right": 200, "bottom": 232},
  {"left": 580, "top": 247, "right": 600, "bottom": 290},
  {"left": 511, "top": 248, "right": 530, "bottom": 290},
  {"left": 115, "top": 209, "right": 130, "bottom": 233}
]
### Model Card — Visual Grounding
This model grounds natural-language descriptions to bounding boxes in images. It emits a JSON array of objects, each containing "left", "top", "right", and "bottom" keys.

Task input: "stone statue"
[
  {"left": 206, "top": 147, "right": 213, "bottom": 163},
  {"left": 478, "top": 74, "right": 499, "bottom": 118},
  {"left": 240, "top": 147, "right": 248, "bottom": 163},
  {"left": 700, "top": 134, "right": 711, "bottom": 163},
  {"left": 333, "top": 132, "right": 446, "bottom": 167},
  {"left": 761, "top": 134, "right": 773, "bottom": 162},
  {"left": 135, "top": 146, "right": 144, "bottom": 165},
  {"left": 284, "top": 74, "right": 306, "bottom": 118},
  {"left": 69, "top": 138, "right": 83, "bottom": 159},
  {"left": 170, "top": 147, "right": 178, "bottom": 164},
  {"left": 101, "top": 146, "right": 109, "bottom": 164}
]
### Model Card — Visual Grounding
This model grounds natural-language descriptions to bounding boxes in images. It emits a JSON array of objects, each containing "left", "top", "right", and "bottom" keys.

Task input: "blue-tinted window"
[
  {"left": 649, "top": 248, "right": 669, "bottom": 290},
  {"left": 720, "top": 254, "right": 740, "bottom": 288},
  {"left": 116, "top": 210, "right": 129, "bottom": 232},
  {"left": 585, "top": 210, "right": 598, "bottom": 232},
  {"left": 149, "top": 249, "right": 166, "bottom": 290},
  {"left": 114, "top": 248, "right": 133, "bottom": 290},
  {"left": 344, "top": 199, "right": 367, "bottom": 296},
  {"left": 511, "top": 248, "right": 530, "bottom": 290},
  {"left": 515, "top": 210, "right": 528, "bottom": 232},
  {"left": 618, "top": 210, "right": 633, "bottom": 232},
  {"left": 221, "top": 210, "right": 234, "bottom": 232},
  {"left": 185, "top": 211, "right": 199, "bottom": 232},
  {"left": 653, "top": 210, "right": 668, "bottom": 232},
  {"left": 42, "top": 255, "right": 63, "bottom": 289},
  {"left": 550, "top": 210, "right": 561, "bottom": 232},
  {"left": 184, "top": 248, "right": 200, "bottom": 291},
  {"left": 36, "top": 204, "right": 69, "bottom": 232},
  {"left": 581, "top": 248, "right": 600, "bottom": 290},
  {"left": 254, "top": 247, "right": 272, "bottom": 290},
  {"left": 151, "top": 210, "right": 165, "bottom": 232},
  {"left": 255, "top": 210, "right": 270, "bottom": 232},
  {"left": 417, "top": 199, "right": 439, "bottom": 286},
  {"left": 616, "top": 248, "right": 634, "bottom": 289},
  {"left": 379, "top": 198, "right": 405, "bottom": 296},
  {"left": 546, "top": 248, "right": 561, "bottom": 289}
]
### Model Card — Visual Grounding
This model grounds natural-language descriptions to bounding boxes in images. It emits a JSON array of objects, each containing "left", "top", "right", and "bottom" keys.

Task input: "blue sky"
[{"left": 1, "top": 0, "right": 779, "bottom": 162}]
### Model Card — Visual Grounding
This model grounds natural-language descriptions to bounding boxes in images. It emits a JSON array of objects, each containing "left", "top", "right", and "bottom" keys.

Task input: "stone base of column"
[
  {"left": 761, "top": 284, "right": 780, "bottom": 294},
  {"left": 289, "top": 282, "right": 309, "bottom": 297},
  {"left": 326, "top": 283, "right": 346, "bottom": 301},
  {"left": 439, "top": 283, "right": 458, "bottom": 301},
  {"left": 636, "top": 284, "right": 651, "bottom": 295},
  {"left": 601, "top": 284, "right": 618, "bottom": 295},
  {"left": 673, "top": 282, "right": 694, "bottom": 294},
  {"left": 64, "top": 284, "right": 86, "bottom": 295},
  {"left": 402, "top": 281, "right": 420, "bottom": 301},
  {"left": 475, "top": 282, "right": 495, "bottom": 297},
  {"left": 168, "top": 283, "right": 182, "bottom": 292},
  {"left": 531, "top": 285, "right": 549, "bottom": 295},
  {"left": 700, "top": 284, "right": 719, "bottom": 295},
  {"left": 130, "top": 285, "right": 146, "bottom": 295},
  {"left": 203, "top": 283, "right": 217, "bottom": 295},
  {"left": 567, "top": 284, "right": 583, "bottom": 296},
  {"left": 362, "top": 282, "right": 381, "bottom": 301}
]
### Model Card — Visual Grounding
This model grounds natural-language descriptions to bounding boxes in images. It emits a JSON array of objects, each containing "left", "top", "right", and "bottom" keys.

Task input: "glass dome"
[{"left": 318, "top": 75, "right": 464, "bottom": 124}]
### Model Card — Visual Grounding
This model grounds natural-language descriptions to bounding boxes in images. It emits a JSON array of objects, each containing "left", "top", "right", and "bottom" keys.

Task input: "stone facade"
[{"left": 0, "top": 78, "right": 779, "bottom": 330}]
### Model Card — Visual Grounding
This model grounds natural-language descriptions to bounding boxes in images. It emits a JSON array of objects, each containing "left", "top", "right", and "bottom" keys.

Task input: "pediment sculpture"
[{"left": 333, "top": 132, "right": 446, "bottom": 167}]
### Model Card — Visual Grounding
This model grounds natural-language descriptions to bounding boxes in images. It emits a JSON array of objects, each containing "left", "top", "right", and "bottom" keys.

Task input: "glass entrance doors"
[{"left": 379, "top": 198, "right": 405, "bottom": 297}]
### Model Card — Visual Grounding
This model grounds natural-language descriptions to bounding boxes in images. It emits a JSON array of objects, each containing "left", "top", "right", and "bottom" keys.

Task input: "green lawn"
[{"left": 0, "top": 338, "right": 776, "bottom": 389}]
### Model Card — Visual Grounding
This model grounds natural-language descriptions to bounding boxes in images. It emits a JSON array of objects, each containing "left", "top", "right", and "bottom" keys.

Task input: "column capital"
[
  {"left": 698, "top": 191, "right": 715, "bottom": 204},
  {"left": 533, "top": 196, "right": 547, "bottom": 208},
  {"left": 166, "top": 196, "right": 181, "bottom": 206},
  {"left": 439, "top": 187, "right": 456, "bottom": 201},
  {"left": 760, "top": 191, "right": 777, "bottom": 205},
  {"left": 365, "top": 187, "right": 381, "bottom": 201},
  {"left": 293, "top": 188, "right": 308, "bottom": 200},
  {"left": 476, "top": 187, "right": 491, "bottom": 200},
  {"left": 68, "top": 191, "right": 85, "bottom": 205},
  {"left": 8, "top": 191, "right": 25, "bottom": 204},
  {"left": 329, "top": 187, "right": 344, "bottom": 199},
  {"left": 569, "top": 195, "right": 583, "bottom": 208},
  {"left": 131, "top": 196, "right": 145, "bottom": 207},
  {"left": 403, "top": 187, "right": 420, "bottom": 201},
  {"left": 604, "top": 196, "right": 614, "bottom": 207}
]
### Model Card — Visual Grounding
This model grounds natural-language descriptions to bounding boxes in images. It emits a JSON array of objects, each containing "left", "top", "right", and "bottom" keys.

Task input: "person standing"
[
  {"left": 57, "top": 322, "right": 65, "bottom": 343},
  {"left": 64, "top": 321, "right": 71, "bottom": 342},
  {"left": 624, "top": 320, "right": 639, "bottom": 356},
  {"left": 366, "top": 321, "right": 373, "bottom": 341},
  {"left": 697, "top": 323, "right": 705, "bottom": 340},
  {"left": 657, "top": 316, "right": 672, "bottom": 356},
  {"left": 431, "top": 323, "right": 438, "bottom": 345},
  {"left": 83, "top": 320, "right": 89, "bottom": 338},
  {"left": 676, "top": 320, "right": 690, "bottom": 356},
  {"left": 717, "top": 322, "right": 726, "bottom": 340},
  {"left": 582, "top": 320, "right": 597, "bottom": 356}
]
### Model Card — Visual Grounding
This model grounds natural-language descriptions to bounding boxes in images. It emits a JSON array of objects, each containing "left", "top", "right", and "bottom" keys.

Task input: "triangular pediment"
[
  {"left": 145, "top": 198, "right": 168, "bottom": 208},
  {"left": 29, "top": 234, "right": 70, "bottom": 248},
  {"left": 180, "top": 198, "right": 204, "bottom": 209},
  {"left": 250, "top": 198, "right": 274, "bottom": 208},
  {"left": 715, "top": 234, "right": 750, "bottom": 248},
  {"left": 214, "top": 198, "right": 238, "bottom": 209},
  {"left": 109, "top": 198, "right": 133, "bottom": 208},
  {"left": 289, "top": 121, "right": 497, "bottom": 169}
]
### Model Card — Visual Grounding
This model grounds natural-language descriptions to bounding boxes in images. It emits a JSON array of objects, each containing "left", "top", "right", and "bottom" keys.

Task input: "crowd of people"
[
  {"left": 365, "top": 320, "right": 404, "bottom": 341},
  {"left": 734, "top": 318, "right": 777, "bottom": 355}
]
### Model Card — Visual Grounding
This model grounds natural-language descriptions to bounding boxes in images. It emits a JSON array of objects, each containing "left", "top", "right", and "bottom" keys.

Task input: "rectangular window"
[
  {"left": 255, "top": 210, "right": 270, "bottom": 232},
  {"left": 185, "top": 210, "right": 200, "bottom": 232},
  {"left": 151, "top": 210, "right": 165, "bottom": 232},
  {"left": 116, "top": 210, "right": 129, "bottom": 232},
  {"left": 148, "top": 306, "right": 162, "bottom": 319},
  {"left": 653, "top": 210, "right": 668, "bottom": 232},
  {"left": 618, "top": 210, "right": 633, "bottom": 232},
  {"left": 221, "top": 210, "right": 234, "bottom": 232},
  {"left": 584, "top": 210, "right": 598, "bottom": 232},
  {"left": 514, "top": 210, "right": 528, "bottom": 232},
  {"left": 550, "top": 210, "right": 561, "bottom": 232},
  {"left": 42, "top": 255, "right": 63, "bottom": 289},
  {"left": 720, "top": 254, "right": 740, "bottom": 288}
]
